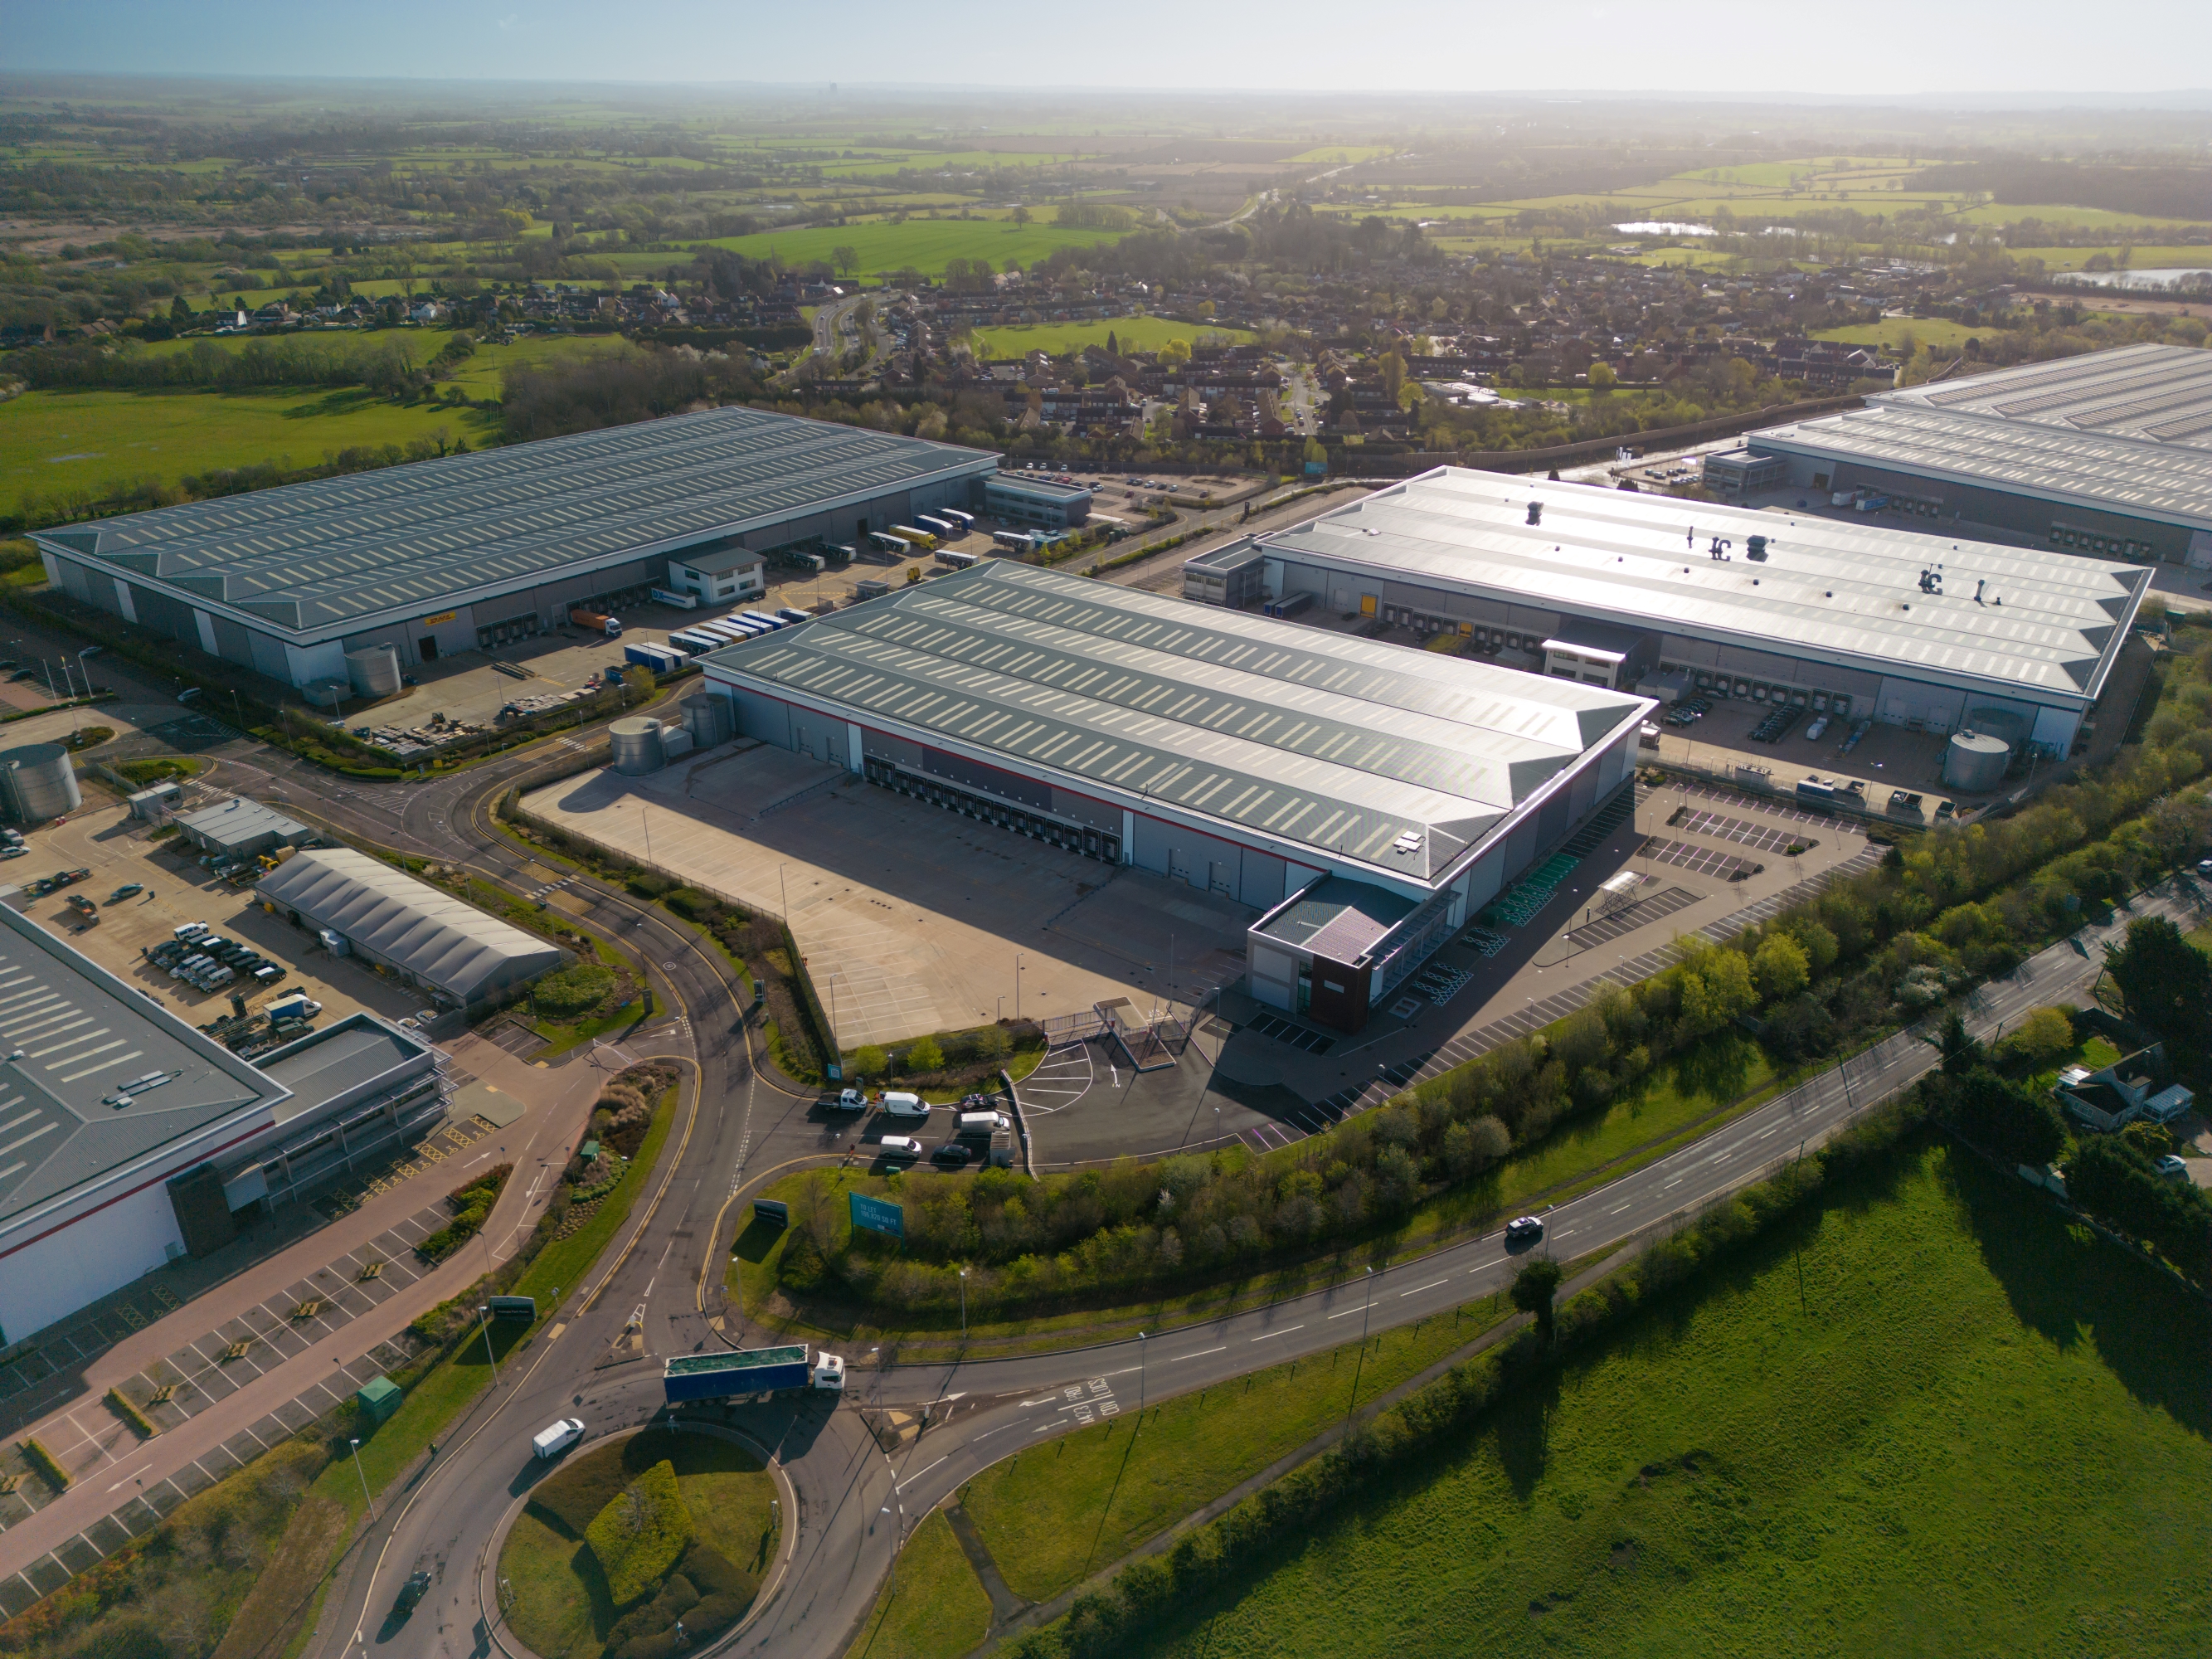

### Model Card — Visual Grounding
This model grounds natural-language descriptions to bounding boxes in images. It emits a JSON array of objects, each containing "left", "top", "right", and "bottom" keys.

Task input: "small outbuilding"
[
  {"left": 176, "top": 797, "right": 313, "bottom": 860},
  {"left": 355, "top": 1375, "right": 401, "bottom": 1425}
]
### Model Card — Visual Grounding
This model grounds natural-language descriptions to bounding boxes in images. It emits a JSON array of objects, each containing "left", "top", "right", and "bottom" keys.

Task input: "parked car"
[
  {"left": 2155, "top": 1155, "right": 2190, "bottom": 1182},
  {"left": 931, "top": 1141, "right": 973, "bottom": 1168},
  {"left": 878, "top": 1136, "right": 923, "bottom": 1160},
  {"left": 880, "top": 1092, "right": 929, "bottom": 1120},
  {"left": 1505, "top": 1215, "right": 1544, "bottom": 1243}
]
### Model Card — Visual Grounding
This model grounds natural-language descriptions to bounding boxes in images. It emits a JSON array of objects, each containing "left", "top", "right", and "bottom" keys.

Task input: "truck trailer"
[
  {"left": 570, "top": 608, "right": 623, "bottom": 637},
  {"left": 663, "top": 1345, "right": 845, "bottom": 1404}
]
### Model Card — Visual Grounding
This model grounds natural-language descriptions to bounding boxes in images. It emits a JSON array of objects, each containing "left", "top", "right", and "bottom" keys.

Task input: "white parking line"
[
  {"left": 1249, "top": 1325, "right": 1304, "bottom": 1342},
  {"left": 1169, "top": 1345, "right": 1226, "bottom": 1361}
]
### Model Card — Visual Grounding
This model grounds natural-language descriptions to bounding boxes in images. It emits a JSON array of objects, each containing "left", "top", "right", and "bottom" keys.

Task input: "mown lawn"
[
  {"left": 966, "top": 317, "right": 1253, "bottom": 357},
  {"left": 848, "top": 1509, "right": 993, "bottom": 1659},
  {"left": 1812, "top": 317, "right": 1991, "bottom": 353},
  {"left": 1115, "top": 1141, "right": 2212, "bottom": 1658},
  {"left": 0, "top": 387, "right": 500, "bottom": 513}
]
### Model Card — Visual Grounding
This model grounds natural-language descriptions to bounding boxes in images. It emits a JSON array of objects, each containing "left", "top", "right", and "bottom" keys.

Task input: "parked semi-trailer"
[
  {"left": 662, "top": 1345, "right": 845, "bottom": 1404},
  {"left": 937, "top": 508, "right": 975, "bottom": 532},
  {"left": 888, "top": 524, "right": 937, "bottom": 551},
  {"left": 569, "top": 608, "right": 622, "bottom": 636}
]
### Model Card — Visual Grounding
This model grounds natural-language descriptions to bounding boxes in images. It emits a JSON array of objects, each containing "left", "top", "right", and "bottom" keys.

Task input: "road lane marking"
[
  {"left": 1398, "top": 1279, "right": 1449, "bottom": 1297},
  {"left": 1326, "top": 1305, "right": 1369, "bottom": 1319},
  {"left": 1608, "top": 1201, "right": 1631, "bottom": 1214},
  {"left": 1249, "top": 1325, "right": 1304, "bottom": 1341},
  {"left": 893, "top": 1455, "right": 946, "bottom": 1491},
  {"left": 1169, "top": 1345, "right": 1226, "bottom": 1361}
]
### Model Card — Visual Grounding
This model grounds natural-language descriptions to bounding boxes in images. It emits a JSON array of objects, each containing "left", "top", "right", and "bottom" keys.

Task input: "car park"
[
  {"left": 1505, "top": 1215, "right": 1544, "bottom": 1243},
  {"left": 878, "top": 1136, "right": 923, "bottom": 1160}
]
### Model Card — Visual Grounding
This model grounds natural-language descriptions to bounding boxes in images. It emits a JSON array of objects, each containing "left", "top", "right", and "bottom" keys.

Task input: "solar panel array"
[
  {"left": 46, "top": 408, "right": 993, "bottom": 634},
  {"left": 706, "top": 563, "right": 1644, "bottom": 884},
  {"left": 1261, "top": 469, "right": 2147, "bottom": 703},
  {"left": 0, "top": 908, "right": 284, "bottom": 1226}
]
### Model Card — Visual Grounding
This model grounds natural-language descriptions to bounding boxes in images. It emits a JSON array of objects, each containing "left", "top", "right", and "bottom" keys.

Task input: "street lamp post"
[
  {"left": 475, "top": 1304, "right": 499, "bottom": 1384},
  {"left": 959, "top": 1267, "right": 969, "bottom": 1340},
  {"left": 348, "top": 1437, "right": 373, "bottom": 1519},
  {"left": 1346, "top": 1266, "right": 1376, "bottom": 1422},
  {"left": 1137, "top": 1331, "right": 1148, "bottom": 1418},
  {"left": 1015, "top": 952, "right": 1024, "bottom": 1023}
]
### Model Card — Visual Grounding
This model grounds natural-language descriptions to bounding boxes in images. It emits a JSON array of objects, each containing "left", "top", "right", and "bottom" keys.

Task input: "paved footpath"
[{"left": 0, "top": 1036, "right": 608, "bottom": 1615}]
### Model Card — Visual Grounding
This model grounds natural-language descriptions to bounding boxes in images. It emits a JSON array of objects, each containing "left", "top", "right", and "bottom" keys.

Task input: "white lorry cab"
[
  {"left": 832, "top": 1088, "right": 868, "bottom": 1112},
  {"left": 532, "top": 1418, "right": 586, "bottom": 1459}
]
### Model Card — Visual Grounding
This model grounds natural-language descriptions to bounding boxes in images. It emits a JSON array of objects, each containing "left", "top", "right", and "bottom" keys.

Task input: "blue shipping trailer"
[{"left": 662, "top": 1345, "right": 845, "bottom": 1404}]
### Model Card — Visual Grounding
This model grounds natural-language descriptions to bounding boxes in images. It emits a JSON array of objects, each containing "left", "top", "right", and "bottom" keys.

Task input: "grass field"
[
  {"left": 2009, "top": 245, "right": 2212, "bottom": 273},
  {"left": 848, "top": 1510, "right": 994, "bottom": 1659},
  {"left": 966, "top": 317, "right": 1254, "bottom": 357},
  {"left": 961, "top": 1294, "right": 1519, "bottom": 1604},
  {"left": 1112, "top": 1140, "right": 2212, "bottom": 1658},
  {"left": 1811, "top": 317, "right": 1991, "bottom": 353},
  {"left": 1957, "top": 202, "right": 2212, "bottom": 231},
  {"left": 0, "top": 387, "right": 499, "bottom": 513},
  {"left": 699, "top": 218, "right": 1131, "bottom": 278},
  {"left": 501, "top": 1433, "right": 778, "bottom": 1659}
]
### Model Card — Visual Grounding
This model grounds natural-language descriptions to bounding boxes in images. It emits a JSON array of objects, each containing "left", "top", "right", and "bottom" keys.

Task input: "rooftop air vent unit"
[{"left": 1526, "top": 501, "right": 1543, "bottom": 525}]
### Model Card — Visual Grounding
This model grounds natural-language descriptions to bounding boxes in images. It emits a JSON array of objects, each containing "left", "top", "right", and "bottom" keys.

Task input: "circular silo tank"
[
  {"left": 610, "top": 717, "right": 665, "bottom": 776},
  {"left": 0, "top": 742, "right": 83, "bottom": 824},
  {"left": 1942, "top": 729, "right": 2010, "bottom": 793},
  {"left": 345, "top": 644, "right": 401, "bottom": 699}
]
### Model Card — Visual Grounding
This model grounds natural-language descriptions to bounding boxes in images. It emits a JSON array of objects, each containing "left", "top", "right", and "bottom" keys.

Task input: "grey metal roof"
[
  {"left": 258, "top": 1017, "right": 425, "bottom": 1127},
  {"left": 1879, "top": 343, "right": 2212, "bottom": 447},
  {"left": 1258, "top": 468, "right": 2150, "bottom": 707},
  {"left": 1754, "top": 403, "right": 2212, "bottom": 533},
  {"left": 255, "top": 849, "right": 565, "bottom": 1001},
  {"left": 33, "top": 408, "right": 995, "bottom": 639},
  {"left": 1254, "top": 876, "right": 1414, "bottom": 961},
  {"left": 177, "top": 797, "right": 312, "bottom": 853},
  {"left": 703, "top": 562, "right": 1645, "bottom": 885},
  {"left": 0, "top": 904, "right": 288, "bottom": 1229}
]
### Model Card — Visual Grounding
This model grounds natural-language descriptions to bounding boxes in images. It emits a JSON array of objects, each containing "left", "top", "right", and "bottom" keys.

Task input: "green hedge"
[
  {"left": 105, "top": 1388, "right": 158, "bottom": 1439},
  {"left": 1000, "top": 1090, "right": 1935, "bottom": 1659},
  {"left": 18, "top": 1436, "right": 69, "bottom": 1491}
]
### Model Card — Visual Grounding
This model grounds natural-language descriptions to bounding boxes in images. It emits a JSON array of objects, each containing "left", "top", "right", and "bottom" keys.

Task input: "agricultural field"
[
  {"left": 0, "top": 387, "right": 498, "bottom": 515},
  {"left": 1811, "top": 317, "right": 1990, "bottom": 353},
  {"left": 700, "top": 217, "right": 1133, "bottom": 278},
  {"left": 131, "top": 329, "right": 640, "bottom": 398},
  {"left": 1956, "top": 202, "right": 2209, "bottom": 231},
  {"left": 2010, "top": 245, "right": 2212, "bottom": 272},
  {"left": 1288, "top": 145, "right": 1399, "bottom": 166},
  {"left": 1112, "top": 1141, "right": 2212, "bottom": 1659},
  {"left": 965, "top": 317, "right": 1254, "bottom": 357}
]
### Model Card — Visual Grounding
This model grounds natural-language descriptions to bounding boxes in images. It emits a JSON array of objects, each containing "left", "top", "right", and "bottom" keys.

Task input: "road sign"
[
  {"left": 849, "top": 1192, "right": 904, "bottom": 1239},
  {"left": 753, "top": 1199, "right": 790, "bottom": 1229}
]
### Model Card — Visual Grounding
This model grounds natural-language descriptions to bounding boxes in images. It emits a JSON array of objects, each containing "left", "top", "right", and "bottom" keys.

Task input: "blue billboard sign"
[{"left": 849, "top": 1191, "right": 905, "bottom": 1239}]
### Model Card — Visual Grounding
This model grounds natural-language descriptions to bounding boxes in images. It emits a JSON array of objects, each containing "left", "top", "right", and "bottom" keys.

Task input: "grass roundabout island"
[{"left": 498, "top": 1428, "right": 780, "bottom": 1659}]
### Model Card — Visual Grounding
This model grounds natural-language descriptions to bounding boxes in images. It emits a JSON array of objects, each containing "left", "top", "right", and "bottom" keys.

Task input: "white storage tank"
[
  {"left": 610, "top": 717, "right": 665, "bottom": 776},
  {"left": 0, "top": 742, "right": 83, "bottom": 824},
  {"left": 345, "top": 644, "right": 401, "bottom": 698},
  {"left": 1943, "top": 729, "right": 2010, "bottom": 793}
]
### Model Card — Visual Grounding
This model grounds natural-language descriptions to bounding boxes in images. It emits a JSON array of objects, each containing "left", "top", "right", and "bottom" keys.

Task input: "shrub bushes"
[
  {"left": 605, "top": 1541, "right": 751, "bottom": 1658},
  {"left": 416, "top": 1164, "right": 511, "bottom": 1263},
  {"left": 531, "top": 962, "right": 616, "bottom": 1020},
  {"left": 585, "top": 1460, "right": 694, "bottom": 1606}
]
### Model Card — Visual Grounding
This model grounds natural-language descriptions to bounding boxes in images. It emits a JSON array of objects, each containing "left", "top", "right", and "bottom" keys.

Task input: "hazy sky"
[{"left": 6, "top": 1, "right": 2210, "bottom": 96}]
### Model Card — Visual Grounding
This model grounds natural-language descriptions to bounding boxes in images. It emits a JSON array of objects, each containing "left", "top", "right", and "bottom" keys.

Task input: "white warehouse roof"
[
  {"left": 1257, "top": 468, "right": 2151, "bottom": 709},
  {"left": 255, "top": 848, "right": 565, "bottom": 1004}
]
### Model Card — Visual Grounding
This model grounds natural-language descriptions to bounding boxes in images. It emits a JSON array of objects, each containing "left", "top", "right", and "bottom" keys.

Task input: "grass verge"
[
  {"left": 848, "top": 1509, "right": 993, "bottom": 1659},
  {"left": 961, "top": 1293, "right": 1519, "bottom": 1605}
]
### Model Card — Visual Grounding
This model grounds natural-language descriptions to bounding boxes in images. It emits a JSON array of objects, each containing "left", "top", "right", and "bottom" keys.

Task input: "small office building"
[
  {"left": 982, "top": 473, "right": 1094, "bottom": 530},
  {"left": 175, "top": 796, "right": 313, "bottom": 860},
  {"left": 665, "top": 542, "right": 767, "bottom": 606}
]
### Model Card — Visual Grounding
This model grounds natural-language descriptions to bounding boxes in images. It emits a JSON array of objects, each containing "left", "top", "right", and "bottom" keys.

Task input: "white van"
[
  {"left": 957, "top": 1110, "right": 1011, "bottom": 1137},
  {"left": 532, "top": 1418, "right": 586, "bottom": 1459},
  {"left": 880, "top": 1092, "right": 929, "bottom": 1120}
]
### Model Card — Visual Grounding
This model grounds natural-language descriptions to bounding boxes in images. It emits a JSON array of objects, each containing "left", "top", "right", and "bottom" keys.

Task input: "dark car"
[
  {"left": 1504, "top": 1215, "right": 1544, "bottom": 1244},
  {"left": 931, "top": 1141, "right": 973, "bottom": 1168},
  {"left": 395, "top": 1570, "right": 431, "bottom": 1613}
]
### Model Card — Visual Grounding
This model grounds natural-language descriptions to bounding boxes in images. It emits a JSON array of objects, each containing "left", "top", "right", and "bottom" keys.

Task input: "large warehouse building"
[
  {"left": 28, "top": 407, "right": 998, "bottom": 688},
  {"left": 0, "top": 905, "right": 440, "bottom": 1345},
  {"left": 695, "top": 562, "right": 1650, "bottom": 1031},
  {"left": 1197, "top": 468, "right": 2149, "bottom": 759},
  {"left": 256, "top": 848, "right": 567, "bottom": 1012},
  {"left": 1738, "top": 343, "right": 2212, "bottom": 570}
]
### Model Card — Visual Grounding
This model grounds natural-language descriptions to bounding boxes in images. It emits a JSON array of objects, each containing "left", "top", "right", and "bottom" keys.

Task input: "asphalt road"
[{"left": 263, "top": 701, "right": 2200, "bottom": 1659}]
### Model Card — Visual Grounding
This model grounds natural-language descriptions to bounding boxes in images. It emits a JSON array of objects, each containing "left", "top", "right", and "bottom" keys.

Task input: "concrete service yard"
[{"left": 521, "top": 742, "right": 1254, "bottom": 1048}]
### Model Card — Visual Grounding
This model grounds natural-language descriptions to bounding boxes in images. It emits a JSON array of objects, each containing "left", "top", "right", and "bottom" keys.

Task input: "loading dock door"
[{"left": 418, "top": 637, "right": 438, "bottom": 661}]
